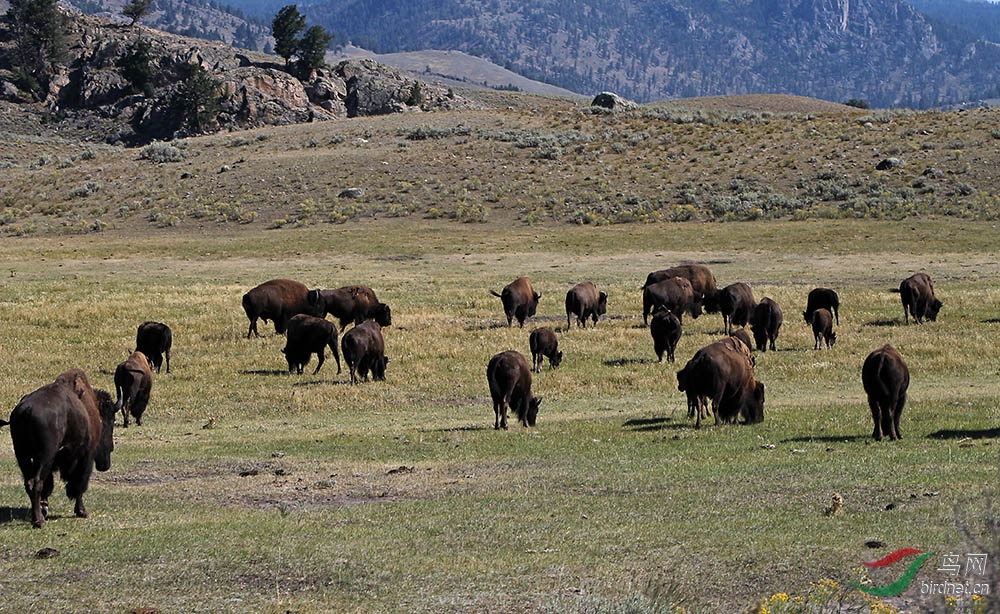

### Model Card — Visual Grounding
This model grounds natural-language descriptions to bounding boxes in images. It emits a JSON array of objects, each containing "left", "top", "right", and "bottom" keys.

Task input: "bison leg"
[
  {"left": 328, "top": 341, "right": 342, "bottom": 375},
  {"left": 25, "top": 470, "right": 53, "bottom": 528},
  {"left": 247, "top": 318, "right": 260, "bottom": 338},
  {"left": 869, "top": 398, "right": 883, "bottom": 441},
  {"left": 313, "top": 351, "right": 325, "bottom": 375}
]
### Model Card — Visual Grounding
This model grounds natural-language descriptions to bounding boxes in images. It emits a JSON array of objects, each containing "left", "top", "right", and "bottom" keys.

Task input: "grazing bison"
[
  {"left": 317, "top": 285, "right": 392, "bottom": 329},
  {"left": 642, "top": 277, "right": 702, "bottom": 325},
  {"left": 650, "top": 308, "right": 682, "bottom": 363},
  {"left": 135, "top": 321, "right": 172, "bottom": 374},
  {"left": 750, "top": 297, "right": 783, "bottom": 352},
  {"left": 341, "top": 320, "right": 388, "bottom": 384},
  {"left": 895, "top": 273, "right": 942, "bottom": 324},
  {"left": 528, "top": 327, "right": 562, "bottom": 372},
  {"left": 242, "top": 279, "right": 324, "bottom": 338},
  {"left": 565, "top": 281, "right": 607, "bottom": 329},
  {"left": 643, "top": 264, "right": 719, "bottom": 311},
  {"left": 862, "top": 344, "right": 909, "bottom": 441},
  {"left": 2, "top": 369, "right": 116, "bottom": 528},
  {"left": 811, "top": 308, "right": 837, "bottom": 350},
  {"left": 729, "top": 329, "right": 753, "bottom": 355},
  {"left": 803, "top": 288, "right": 840, "bottom": 326},
  {"left": 491, "top": 277, "right": 540, "bottom": 328},
  {"left": 717, "top": 282, "right": 756, "bottom": 335},
  {"left": 486, "top": 350, "right": 542, "bottom": 429},
  {"left": 282, "top": 314, "right": 342, "bottom": 375},
  {"left": 115, "top": 351, "right": 153, "bottom": 427},
  {"left": 676, "top": 338, "right": 764, "bottom": 428}
]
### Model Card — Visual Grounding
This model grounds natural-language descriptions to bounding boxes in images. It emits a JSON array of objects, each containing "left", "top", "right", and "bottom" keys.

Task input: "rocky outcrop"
[{"left": 6, "top": 12, "right": 479, "bottom": 144}]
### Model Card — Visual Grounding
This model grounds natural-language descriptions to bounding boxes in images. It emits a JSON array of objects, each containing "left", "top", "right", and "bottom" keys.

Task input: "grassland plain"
[{"left": 0, "top": 217, "right": 997, "bottom": 613}]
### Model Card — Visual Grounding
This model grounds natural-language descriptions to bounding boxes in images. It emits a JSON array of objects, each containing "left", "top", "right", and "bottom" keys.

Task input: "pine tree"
[
  {"left": 296, "top": 24, "right": 332, "bottom": 75},
  {"left": 271, "top": 5, "right": 305, "bottom": 66},
  {"left": 5, "top": 0, "right": 69, "bottom": 95},
  {"left": 122, "top": 0, "right": 150, "bottom": 27},
  {"left": 170, "top": 64, "right": 221, "bottom": 134}
]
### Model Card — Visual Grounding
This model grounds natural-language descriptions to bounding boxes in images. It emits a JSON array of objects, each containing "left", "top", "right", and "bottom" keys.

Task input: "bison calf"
[
  {"left": 750, "top": 297, "right": 783, "bottom": 352},
  {"left": 528, "top": 327, "right": 562, "bottom": 372},
  {"left": 135, "top": 321, "right": 172, "bottom": 374},
  {"left": 491, "top": 276, "right": 540, "bottom": 328},
  {"left": 650, "top": 308, "right": 682, "bottom": 363},
  {"left": 3, "top": 369, "right": 117, "bottom": 528},
  {"left": 282, "top": 314, "right": 342, "bottom": 375},
  {"left": 862, "top": 344, "right": 909, "bottom": 441},
  {"left": 341, "top": 320, "right": 388, "bottom": 384},
  {"left": 565, "top": 281, "right": 607, "bottom": 329},
  {"left": 115, "top": 351, "right": 153, "bottom": 427},
  {"left": 811, "top": 308, "right": 837, "bottom": 350},
  {"left": 486, "top": 350, "right": 541, "bottom": 429}
]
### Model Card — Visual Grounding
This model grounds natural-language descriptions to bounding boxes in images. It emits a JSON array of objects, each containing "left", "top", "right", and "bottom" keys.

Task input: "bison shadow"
[
  {"left": 291, "top": 379, "right": 351, "bottom": 388},
  {"left": 781, "top": 434, "right": 870, "bottom": 444},
  {"left": 928, "top": 427, "right": 1000, "bottom": 440},
  {"left": 0, "top": 506, "right": 35, "bottom": 525},
  {"left": 240, "top": 369, "right": 291, "bottom": 376},
  {"left": 864, "top": 319, "right": 901, "bottom": 327},
  {"left": 605, "top": 357, "right": 656, "bottom": 367},
  {"left": 982, "top": 318, "right": 1000, "bottom": 324},
  {"left": 622, "top": 417, "right": 691, "bottom": 432},
  {"left": 435, "top": 425, "right": 491, "bottom": 433}
]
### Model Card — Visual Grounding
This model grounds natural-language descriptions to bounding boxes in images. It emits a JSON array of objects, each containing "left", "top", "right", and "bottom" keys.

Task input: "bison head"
[
  {"left": 742, "top": 381, "right": 765, "bottom": 425},
  {"left": 926, "top": 299, "right": 943, "bottom": 321},
  {"left": 688, "top": 299, "right": 703, "bottom": 319},
  {"left": 372, "top": 303, "right": 392, "bottom": 327},
  {"left": 550, "top": 351, "right": 563, "bottom": 369},
  {"left": 525, "top": 396, "right": 542, "bottom": 427},
  {"left": 597, "top": 292, "right": 608, "bottom": 316}
]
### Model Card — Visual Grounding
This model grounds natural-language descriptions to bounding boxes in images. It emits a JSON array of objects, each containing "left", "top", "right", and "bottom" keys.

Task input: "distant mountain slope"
[
  {"left": 299, "top": 0, "right": 1000, "bottom": 108},
  {"left": 907, "top": 0, "right": 1000, "bottom": 43}
]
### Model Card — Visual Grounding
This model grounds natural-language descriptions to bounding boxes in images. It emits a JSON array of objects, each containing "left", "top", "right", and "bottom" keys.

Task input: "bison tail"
[
  {"left": 0, "top": 418, "right": 7, "bottom": 428},
  {"left": 889, "top": 288, "right": 901, "bottom": 293},
  {"left": 489, "top": 290, "right": 503, "bottom": 298}
]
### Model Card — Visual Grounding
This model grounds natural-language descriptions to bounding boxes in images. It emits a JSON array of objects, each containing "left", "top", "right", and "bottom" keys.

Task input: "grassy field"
[{"left": 0, "top": 217, "right": 997, "bottom": 613}]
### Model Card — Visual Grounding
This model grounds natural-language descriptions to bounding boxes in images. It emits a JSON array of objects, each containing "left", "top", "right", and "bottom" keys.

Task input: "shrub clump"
[{"left": 140, "top": 142, "right": 186, "bottom": 163}]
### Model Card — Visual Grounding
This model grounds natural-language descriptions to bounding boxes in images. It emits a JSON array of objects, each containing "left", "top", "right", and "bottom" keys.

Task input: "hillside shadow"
[
  {"left": 622, "top": 417, "right": 691, "bottom": 432},
  {"left": 0, "top": 506, "right": 31, "bottom": 525},
  {"left": 927, "top": 427, "right": 1000, "bottom": 440}
]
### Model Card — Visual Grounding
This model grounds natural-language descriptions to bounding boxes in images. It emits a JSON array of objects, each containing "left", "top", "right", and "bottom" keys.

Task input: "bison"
[
  {"left": 717, "top": 282, "right": 756, "bottom": 335},
  {"left": 803, "top": 287, "right": 840, "bottom": 326},
  {"left": 750, "top": 297, "right": 783, "bottom": 352},
  {"left": 486, "top": 350, "right": 542, "bottom": 429},
  {"left": 317, "top": 285, "right": 392, "bottom": 329},
  {"left": 642, "top": 264, "right": 719, "bottom": 311},
  {"left": 862, "top": 344, "right": 909, "bottom": 441},
  {"left": 528, "top": 327, "right": 562, "bottom": 372},
  {"left": 282, "top": 314, "right": 342, "bottom": 375},
  {"left": 729, "top": 328, "right": 753, "bottom": 356},
  {"left": 650, "top": 308, "right": 682, "bottom": 363},
  {"left": 341, "top": 320, "right": 388, "bottom": 384},
  {"left": 115, "top": 350, "right": 153, "bottom": 427},
  {"left": 2, "top": 369, "right": 116, "bottom": 528},
  {"left": 135, "top": 321, "right": 172, "bottom": 374},
  {"left": 491, "top": 276, "right": 540, "bottom": 328},
  {"left": 642, "top": 276, "right": 702, "bottom": 325},
  {"left": 896, "top": 273, "right": 942, "bottom": 324},
  {"left": 811, "top": 308, "right": 837, "bottom": 350},
  {"left": 676, "top": 338, "right": 764, "bottom": 428},
  {"left": 565, "top": 281, "right": 607, "bottom": 329},
  {"left": 242, "top": 279, "right": 324, "bottom": 338}
]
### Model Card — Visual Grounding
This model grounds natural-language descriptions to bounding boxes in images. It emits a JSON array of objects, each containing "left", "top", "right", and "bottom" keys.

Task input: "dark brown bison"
[
  {"left": 811, "top": 308, "right": 837, "bottom": 350},
  {"left": 717, "top": 282, "right": 756, "bottom": 335},
  {"left": 491, "top": 277, "right": 540, "bottom": 328},
  {"left": 2, "top": 369, "right": 116, "bottom": 528},
  {"left": 341, "top": 320, "right": 387, "bottom": 384},
  {"left": 895, "top": 273, "right": 942, "bottom": 324},
  {"left": 115, "top": 351, "right": 153, "bottom": 427},
  {"left": 486, "top": 350, "right": 541, "bottom": 429},
  {"left": 750, "top": 297, "right": 783, "bottom": 352},
  {"left": 242, "top": 279, "right": 324, "bottom": 338},
  {"left": 643, "top": 264, "right": 719, "bottom": 311},
  {"left": 282, "top": 314, "right": 342, "bottom": 375},
  {"left": 317, "top": 285, "right": 392, "bottom": 329},
  {"left": 528, "top": 327, "right": 562, "bottom": 372},
  {"left": 676, "top": 338, "right": 764, "bottom": 428},
  {"left": 803, "top": 288, "right": 840, "bottom": 326},
  {"left": 650, "top": 308, "right": 682, "bottom": 363},
  {"left": 862, "top": 344, "right": 909, "bottom": 441},
  {"left": 565, "top": 281, "right": 607, "bottom": 329},
  {"left": 642, "top": 276, "right": 702, "bottom": 325},
  {"left": 135, "top": 321, "right": 172, "bottom": 374},
  {"left": 729, "top": 329, "right": 753, "bottom": 356}
]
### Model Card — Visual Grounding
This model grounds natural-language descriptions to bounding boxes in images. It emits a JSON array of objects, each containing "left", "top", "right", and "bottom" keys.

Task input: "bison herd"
[{"left": 3, "top": 266, "right": 942, "bottom": 527}]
